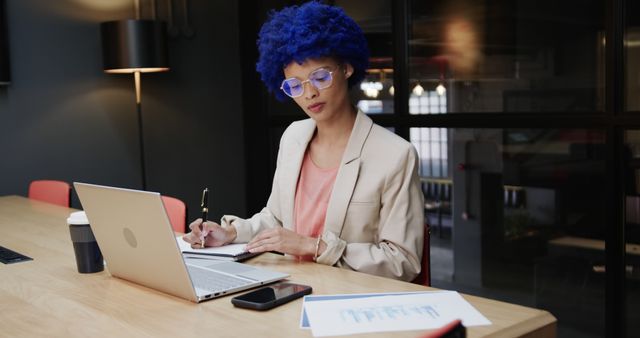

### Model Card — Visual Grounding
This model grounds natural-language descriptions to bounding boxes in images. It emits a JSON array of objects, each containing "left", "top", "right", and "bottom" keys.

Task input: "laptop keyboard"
[{"left": 187, "top": 266, "right": 253, "bottom": 292}]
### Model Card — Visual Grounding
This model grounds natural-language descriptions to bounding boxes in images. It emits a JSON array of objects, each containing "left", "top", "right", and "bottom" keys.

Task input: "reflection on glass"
[
  {"left": 626, "top": 28, "right": 640, "bottom": 111},
  {"left": 357, "top": 70, "right": 393, "bottom": 114},
  {"left": 412, "top": 127, "right": 606, "bottom": 337},
  {"left": 337, "top": 0, "right": 395, "bottom": 114},
  {"left": 410, "top": 91, "right": 447, "bottom": 114},
  {"left": 409, "top": 0, "right": 605, "bottom": 113},
  {"left": 411, "top": 127, "right": 449, "bottom": 178},
  {"left": 624, "top": 130, "right": 640, "bottom": 337},
  {"left": 626, "top": 1, "right": 640, "bottom": 111}
]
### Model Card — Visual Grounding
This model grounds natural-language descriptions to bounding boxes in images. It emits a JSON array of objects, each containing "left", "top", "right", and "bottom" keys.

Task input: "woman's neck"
[{"left": 314, "top": 105, "right": 356, "bottom": 147}]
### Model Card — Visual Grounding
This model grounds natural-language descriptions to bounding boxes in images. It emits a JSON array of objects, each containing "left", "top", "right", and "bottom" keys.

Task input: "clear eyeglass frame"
[{"left": 280, "top": 67, "right": 336, "bottom": 98}]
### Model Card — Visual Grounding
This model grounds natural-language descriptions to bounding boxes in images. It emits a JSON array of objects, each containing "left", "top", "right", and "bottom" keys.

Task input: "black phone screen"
[
  {"left": 235, "top": 282, "right": 308, "bottom": 304},
  {"left": 231, "top": 282, "right": 312, "bottom": 310}
]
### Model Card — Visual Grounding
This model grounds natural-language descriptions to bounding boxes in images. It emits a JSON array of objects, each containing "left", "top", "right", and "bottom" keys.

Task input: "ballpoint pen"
[{"left": 200, "top": 188, "right": 209, "bottom": 249}]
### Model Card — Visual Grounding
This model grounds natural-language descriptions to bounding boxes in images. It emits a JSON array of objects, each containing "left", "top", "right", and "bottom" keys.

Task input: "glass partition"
[
  {"left": 626, "top": 0, "right": 640, "bottom": 112},
  {"left": 408, "top": 0, "right": 605, "bottom": 113},
  {"left": 338, "top": 0, "right": 395, "bottom": 115},
  {"left": 624, "top": 130, "right": 640, "bottom": 337},
  {"left": 412, "top": 127, "right": 607, "bottom": 337}
]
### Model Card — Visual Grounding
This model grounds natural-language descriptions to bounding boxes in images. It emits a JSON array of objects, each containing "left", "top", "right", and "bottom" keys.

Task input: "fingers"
[
  {"left": 249, "top": 228, "right": 279, "bottom": 243},
  {"left": 200, "top": 221, "right": 212, "bottom": 238},
  {"left": 183, "top": 219, "right": 202, "bottom": 245},
  {"left": 188, "top": 218, "right": 204, "bottom": 236},
  {"left": 181, "top": 233, "right": 195, "bottom": 243},
  {"left": 245, "top": 228, "right": 314, "bottom": 256},
  {"left": 247, "top": 236, "right": 273, "bottom": 248},
  {"left": 184, "top": 219, "right": 229, "bottom": 249},
  {"left": 246, "top": 229, "right": 271, "bottom": 248},
  {"left": 246, "top": 229, "right": 281, "bottom": 252},
  {"left": 246, "top": 239, "right": 275, "bottom": 253},
  {"left": 186, "top": 218, "right": 208, "bottom": 248},
  {"left": 182, "top": 231, "right": 203, "bottom": 248}
]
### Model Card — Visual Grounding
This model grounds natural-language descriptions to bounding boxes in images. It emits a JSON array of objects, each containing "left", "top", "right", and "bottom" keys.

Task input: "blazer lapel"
[
  {"left": 280, "top": 120, "right": 316, "bottom": 228},
  {"left": 324, "top": 111, "right": 373, "bottom": 236}
]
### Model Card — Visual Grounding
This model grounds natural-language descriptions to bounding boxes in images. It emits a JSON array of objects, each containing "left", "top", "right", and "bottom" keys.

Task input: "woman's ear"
[{"left": 344, "top": 63, "right": 354, "bottom": 78}]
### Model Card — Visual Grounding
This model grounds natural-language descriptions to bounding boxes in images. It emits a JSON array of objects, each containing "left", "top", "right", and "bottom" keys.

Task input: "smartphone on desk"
[{"left": 231, "top": 282, "right": 312, "bottom": 311}]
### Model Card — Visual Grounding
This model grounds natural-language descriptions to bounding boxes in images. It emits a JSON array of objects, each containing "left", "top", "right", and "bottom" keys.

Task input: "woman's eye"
[{"left": 313, "top": 74, "right": 329, "bottom": 82}]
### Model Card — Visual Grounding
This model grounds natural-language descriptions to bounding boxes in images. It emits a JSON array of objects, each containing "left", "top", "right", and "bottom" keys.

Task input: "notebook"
[
  {"left": 74, "top": 182, "right": 288, "bottom": 303},
  {"left": 176, "top": 236, "right": 260, "bottom": 261}
]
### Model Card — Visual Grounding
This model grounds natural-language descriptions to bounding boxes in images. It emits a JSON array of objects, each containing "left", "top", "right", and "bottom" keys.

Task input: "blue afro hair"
[{"left": 256, "top": 1, "right": 369, "bottom": 101}]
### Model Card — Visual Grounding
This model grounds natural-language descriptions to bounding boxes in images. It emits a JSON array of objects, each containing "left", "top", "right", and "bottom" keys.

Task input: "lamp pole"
[{"left": 134, "top": 71, "right": 147, "bottom": 190}]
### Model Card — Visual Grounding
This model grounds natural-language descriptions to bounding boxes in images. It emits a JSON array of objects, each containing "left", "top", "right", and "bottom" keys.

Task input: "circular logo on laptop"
[{"left": 122, "top": 228, "right": 137, "bottom": 248}]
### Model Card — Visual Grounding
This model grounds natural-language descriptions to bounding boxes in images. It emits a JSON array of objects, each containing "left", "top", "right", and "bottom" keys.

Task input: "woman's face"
[{"left": 282, "top": 57, "right": 353, "bottom": 123}]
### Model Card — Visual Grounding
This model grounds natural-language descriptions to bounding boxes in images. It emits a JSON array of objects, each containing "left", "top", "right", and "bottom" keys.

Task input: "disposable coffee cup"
[{"left": 67, "top": 211, "right": 103, "bottom": 273}]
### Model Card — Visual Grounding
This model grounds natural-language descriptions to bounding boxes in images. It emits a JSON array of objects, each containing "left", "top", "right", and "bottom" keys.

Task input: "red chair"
[
  {"left": 419, "top": 320, "right": 465, "bottom": 338},
  {"left": 161, "top": 195, "right": 187, "bottom": 233},
  {"left": 28, "top": 180, "right": 71, "bottom": 207},
  {"left": 412, "top": 223, "right": 431, "bottom": 286}
]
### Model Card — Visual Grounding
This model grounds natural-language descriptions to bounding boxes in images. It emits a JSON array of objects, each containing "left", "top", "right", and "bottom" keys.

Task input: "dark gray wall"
[{"left": 0, "top": 0, "right": 246, "bottom": 221}]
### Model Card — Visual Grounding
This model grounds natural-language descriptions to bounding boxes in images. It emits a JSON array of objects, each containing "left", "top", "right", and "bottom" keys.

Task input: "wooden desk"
[{"left": 0, "top": 196, "right": 556, "bottom": 337}]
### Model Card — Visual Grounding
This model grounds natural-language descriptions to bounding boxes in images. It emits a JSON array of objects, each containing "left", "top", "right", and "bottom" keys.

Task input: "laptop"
[{"left": 74, "top": 182, "right": 289, "bottom": 303}]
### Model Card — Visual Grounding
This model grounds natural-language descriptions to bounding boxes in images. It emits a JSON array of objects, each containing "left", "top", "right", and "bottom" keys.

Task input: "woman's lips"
[{"left": 307, "top": 102, "right": 325, "bottom": 113}]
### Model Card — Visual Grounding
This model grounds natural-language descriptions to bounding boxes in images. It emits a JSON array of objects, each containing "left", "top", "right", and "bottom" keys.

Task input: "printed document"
[{"left": 303, "top": 291, "right": 491, "bottom": 337}]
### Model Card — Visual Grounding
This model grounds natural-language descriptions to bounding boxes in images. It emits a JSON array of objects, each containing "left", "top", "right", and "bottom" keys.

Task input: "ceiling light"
[{"left": 412, "top": 83, "right": 424, "bottom": 96}]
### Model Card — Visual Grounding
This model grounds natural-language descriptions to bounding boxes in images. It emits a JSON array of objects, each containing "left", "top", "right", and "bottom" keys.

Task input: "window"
[{"left": 409, "top": 0, "right": 605, "bottom": 113}]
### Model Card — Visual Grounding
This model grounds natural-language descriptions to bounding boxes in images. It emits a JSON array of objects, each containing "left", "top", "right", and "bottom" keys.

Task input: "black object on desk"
[
  {"left": 231, "top": 282, "right": 312, "bottom": 310},
  {"left": 0, "top": 245, "right": 33, "bottom": 264}
]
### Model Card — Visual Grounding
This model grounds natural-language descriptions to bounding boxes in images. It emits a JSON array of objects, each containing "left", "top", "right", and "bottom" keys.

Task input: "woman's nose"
[{"left": 304, "top": 82, "right": 318, "bottom": 99}]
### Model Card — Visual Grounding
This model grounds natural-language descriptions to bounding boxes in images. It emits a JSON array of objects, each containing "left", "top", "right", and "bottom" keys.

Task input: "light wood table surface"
[{"left": 0, "top": 195, "right": 556, "bottom": 337}]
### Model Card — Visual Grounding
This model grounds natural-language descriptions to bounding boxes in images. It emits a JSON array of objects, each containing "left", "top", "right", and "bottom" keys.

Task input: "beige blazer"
[{"left": 222, "top": 111, "right": 424, "bottom": 281}]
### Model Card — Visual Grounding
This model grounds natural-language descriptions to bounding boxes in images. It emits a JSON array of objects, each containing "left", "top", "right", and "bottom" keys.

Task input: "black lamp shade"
[
  {"left": 101, "top": 19, "right": 169, "bottom": 73},
  {"left": 0, "top": 0, "right": 10, "bottom": 84}
]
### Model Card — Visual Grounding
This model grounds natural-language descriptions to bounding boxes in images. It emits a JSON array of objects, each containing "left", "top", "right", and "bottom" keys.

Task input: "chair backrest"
[
  {"left": 419, "top": 320, "right": 465, "bottom": 338},
  {"left": 28, "top": 180, "right": 71, "bottom": 207},
  {"left": 161, "top": 195, "right": 187, "bottom": 233},
  {"left": 412, "top": 223, "right": 431, "bottom": 286}
]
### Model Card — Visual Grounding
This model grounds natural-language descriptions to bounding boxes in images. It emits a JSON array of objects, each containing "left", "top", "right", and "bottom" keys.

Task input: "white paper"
[
  {"left": 299, "top": 291, "right": 446, "bottom": 329},
  {"left": 304, "top": 291, "right": 491, "bottom": 337},
  {"left": 182, "top": 254, "right": 235, "bottom": 261},
  {"left": 175, "top": 236, "right": 248, "bottom": 256}
]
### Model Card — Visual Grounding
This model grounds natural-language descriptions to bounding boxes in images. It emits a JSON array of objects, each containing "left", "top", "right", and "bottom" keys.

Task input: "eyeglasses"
[{"left": 280, "top": 68, "right": 335, "bottom": 98}]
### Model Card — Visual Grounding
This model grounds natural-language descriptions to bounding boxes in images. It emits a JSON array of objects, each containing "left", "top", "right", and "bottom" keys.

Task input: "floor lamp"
[{"left": 100, "top": 19, "right": 169, "bottom": 190}]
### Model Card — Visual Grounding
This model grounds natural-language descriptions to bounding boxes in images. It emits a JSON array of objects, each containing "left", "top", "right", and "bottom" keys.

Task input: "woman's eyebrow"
[
  {"left": 308, "top": 66, "right": 332, "bottom": 75},
  {"left": 284, "top": 65, "right": 332, "bottom": 80}
]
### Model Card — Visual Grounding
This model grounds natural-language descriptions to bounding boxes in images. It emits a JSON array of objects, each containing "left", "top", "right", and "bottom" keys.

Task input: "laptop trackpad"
[{"left": 211, "top": 262, "right": 276, "bottom": 281}]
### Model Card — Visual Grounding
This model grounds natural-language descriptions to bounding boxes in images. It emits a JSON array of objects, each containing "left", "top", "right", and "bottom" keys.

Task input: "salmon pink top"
[{"left": 294, "top": 150, "right": 339, "bottom": 257}]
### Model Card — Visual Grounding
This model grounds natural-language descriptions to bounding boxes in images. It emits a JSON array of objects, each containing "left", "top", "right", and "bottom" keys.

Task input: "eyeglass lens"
[{"left": 281, "top": 68, "right": 333, "bottom": 98}]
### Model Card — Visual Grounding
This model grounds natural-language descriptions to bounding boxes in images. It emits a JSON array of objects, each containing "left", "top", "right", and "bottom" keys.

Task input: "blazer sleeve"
[
  {"left": 316, "top": 145, "right": 424, "bottom": 282},
  {"left": 219, "top": 131, "right": 287, "bottom": 242}
]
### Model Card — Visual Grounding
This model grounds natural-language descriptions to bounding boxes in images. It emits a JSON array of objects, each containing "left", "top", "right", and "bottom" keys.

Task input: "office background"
[
  {"left": 0, "top": 0, "right": 246, "bottom": 219},
  {"left": 0, "top": 0, "right": 638, "bottom": 337}
]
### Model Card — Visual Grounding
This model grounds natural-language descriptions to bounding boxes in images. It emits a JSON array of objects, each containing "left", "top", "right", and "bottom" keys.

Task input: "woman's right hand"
[{"left": 182, "top": 218, "right": 237, "bottom": 248}]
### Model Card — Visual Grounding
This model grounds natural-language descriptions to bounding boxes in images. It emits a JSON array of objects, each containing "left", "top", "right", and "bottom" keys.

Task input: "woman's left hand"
[{"left": 245, "top": 227, "right": 315, "bottom": 256}]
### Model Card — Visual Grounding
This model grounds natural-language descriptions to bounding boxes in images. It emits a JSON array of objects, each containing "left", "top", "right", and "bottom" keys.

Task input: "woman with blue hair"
[{"left": 184, "top": 1, "right": 424, "bottom": 281}]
